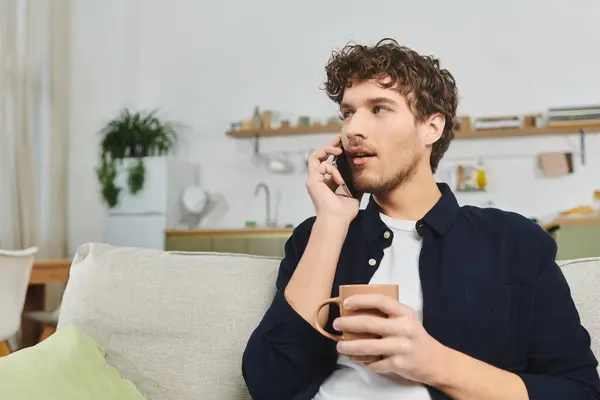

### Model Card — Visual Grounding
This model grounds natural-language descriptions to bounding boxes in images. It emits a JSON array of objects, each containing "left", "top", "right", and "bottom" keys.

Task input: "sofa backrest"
[
  {"left": 58, "top": 243, "right": 600, "bottom": 400},
  {"left": 58, "top": 243, "right": 281, "bottom": 400},
  {"left": 558, "top": 257, "right": 600, "bottom": 371}
]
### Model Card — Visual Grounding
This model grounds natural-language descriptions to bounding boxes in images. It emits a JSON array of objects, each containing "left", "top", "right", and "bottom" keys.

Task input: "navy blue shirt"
[{"left": 242, "top": 183, "right": 600, "bottom": 400}]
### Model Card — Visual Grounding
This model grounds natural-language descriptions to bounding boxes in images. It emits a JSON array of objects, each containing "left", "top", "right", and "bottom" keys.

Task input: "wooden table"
[
  {"left": 22, "top": 259, "right": 71, "bottom": 348},
  {"left": 30, "top": 259, "right": 71, "bottom": 284}
]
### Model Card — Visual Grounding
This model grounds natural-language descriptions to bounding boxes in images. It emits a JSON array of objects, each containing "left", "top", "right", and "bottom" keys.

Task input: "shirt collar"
[
  {"left": 360, "top": 182, "right": 460, "bottom": 243},
  {"left": 421, "top": 182, "right": 460, "bottom": 236}
]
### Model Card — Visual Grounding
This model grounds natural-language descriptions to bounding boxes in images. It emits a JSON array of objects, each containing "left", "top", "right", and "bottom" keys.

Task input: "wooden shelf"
[
  {"left": 226, "top": 123, "right": 600, "bottom": 139},
  {"left": 226, "top": 123, "right": 343, "bottom": 138},
  {"left": 455, "top": 123, "right": 600, "bottom": 139}
]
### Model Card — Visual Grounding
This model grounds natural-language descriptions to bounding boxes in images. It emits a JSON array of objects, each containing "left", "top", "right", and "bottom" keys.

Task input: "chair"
[
  {"left": 0, "top": 247, "right": 38, "bottom": 356},
  {"left": 25, "top": 305, "right": 60, "bottom": 342}
]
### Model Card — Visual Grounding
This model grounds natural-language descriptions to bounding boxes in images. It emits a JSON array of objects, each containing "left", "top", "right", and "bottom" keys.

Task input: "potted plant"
[{"left": 96, "top": 108, "right": 180, "bottom": 208}]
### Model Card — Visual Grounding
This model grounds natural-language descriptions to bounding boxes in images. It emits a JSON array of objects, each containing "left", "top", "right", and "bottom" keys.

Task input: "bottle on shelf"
[
  {"left": 252, "top": 106, "right": 262, "bottom": 129},
  {"left": 475, "top": 158, "right": 488, "bottom": 190}
]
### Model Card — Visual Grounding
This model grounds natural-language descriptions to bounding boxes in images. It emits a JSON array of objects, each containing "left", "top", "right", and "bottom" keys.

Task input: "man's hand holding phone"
[
  {"left": 306, "top": 136, "right": 360, "bottom": 226},
  {"left": 284, "top": 137, "right": 360, "bottom": 326}
]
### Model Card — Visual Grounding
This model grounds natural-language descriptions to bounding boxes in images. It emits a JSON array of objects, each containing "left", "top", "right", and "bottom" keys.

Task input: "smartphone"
[{"left": 334, "top": 148, "right": 362, "bottom": 199}]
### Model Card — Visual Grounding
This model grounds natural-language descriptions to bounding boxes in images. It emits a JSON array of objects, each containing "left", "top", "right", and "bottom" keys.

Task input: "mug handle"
[{"left": 313, "top": 297, "right": 344, "bottom": 341}]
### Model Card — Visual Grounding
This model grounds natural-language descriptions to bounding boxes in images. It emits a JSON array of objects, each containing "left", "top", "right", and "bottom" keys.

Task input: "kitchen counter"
[
  {"left": 165, "top": 227, "right": 293, "bottom": 237},
  {"left": 164, "top": 227, "right": 294, "bottom": 257},
  {"left": 166, "top": 216, "right": 600, "bottom": 237},
  {"left": 541, "top": 216, "right": 600, "bottom": 231},
  {"left": 166, "top": 217, "right": 600, "bottom": 238},
  {"left": 165, "top": 217, "right": 600, "bottom": 260}
]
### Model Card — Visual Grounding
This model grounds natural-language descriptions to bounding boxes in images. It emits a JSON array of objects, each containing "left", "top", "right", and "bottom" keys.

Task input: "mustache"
[{"left": 344, "top": 140, "right": 377, "bottom": 153}]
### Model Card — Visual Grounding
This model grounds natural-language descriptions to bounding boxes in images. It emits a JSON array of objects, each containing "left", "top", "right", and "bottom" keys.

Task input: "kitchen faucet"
[{"left": 254, "top": 182, "right": 276, "bottom": 227}]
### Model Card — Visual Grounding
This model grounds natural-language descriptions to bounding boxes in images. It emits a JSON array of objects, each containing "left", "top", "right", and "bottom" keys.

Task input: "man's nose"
[{"left": 342, "top": 109, "right": 372, "bottom": 140}]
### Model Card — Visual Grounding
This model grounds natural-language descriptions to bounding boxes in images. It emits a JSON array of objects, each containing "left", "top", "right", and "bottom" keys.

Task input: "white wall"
[{"left": 68, "top": 0, "right": 600, "bottom": 253}]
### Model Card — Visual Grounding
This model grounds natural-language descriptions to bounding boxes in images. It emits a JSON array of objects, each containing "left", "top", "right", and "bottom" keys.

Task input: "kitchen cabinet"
[
  {"left": 543, "top": 217, "right": 600, "bottom": 260},
  {"left": 553, "top": 225, "right": 600, "bottom": 260}
]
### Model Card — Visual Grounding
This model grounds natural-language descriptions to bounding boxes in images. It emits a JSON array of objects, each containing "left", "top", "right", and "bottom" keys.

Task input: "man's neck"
[{"left": 374, "top": 172, "right": 442, "bottom": 221}]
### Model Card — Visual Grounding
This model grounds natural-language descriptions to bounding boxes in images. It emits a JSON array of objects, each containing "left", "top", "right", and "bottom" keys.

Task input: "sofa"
[{"left": 57, "top": 243, "right": 600, "bottom": 400}]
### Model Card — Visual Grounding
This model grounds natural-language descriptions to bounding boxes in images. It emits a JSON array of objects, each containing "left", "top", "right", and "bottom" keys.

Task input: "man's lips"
[
  {"left": 346, "top": 147, "right": 376, "bottom": 166},
  {"left": 351, "top": 156, "right": 374, "bottom": 166},
  {"left": 346, "top": 147, "right": 376, "bottom": 157}
]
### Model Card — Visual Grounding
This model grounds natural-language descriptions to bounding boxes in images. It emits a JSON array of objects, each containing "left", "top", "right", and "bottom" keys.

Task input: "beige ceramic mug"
[{"left": 313, "top": 284, "right": 399, "bottom": 363}]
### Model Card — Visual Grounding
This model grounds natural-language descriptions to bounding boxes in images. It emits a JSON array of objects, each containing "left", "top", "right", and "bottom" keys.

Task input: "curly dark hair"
[{"left": 324, "top": 38, "right": 459, "bottom": 173}]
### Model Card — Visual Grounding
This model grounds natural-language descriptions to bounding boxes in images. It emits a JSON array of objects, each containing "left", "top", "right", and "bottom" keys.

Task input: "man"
[{"left": 242, "top": 38, "right": 600, "bottom": 400}]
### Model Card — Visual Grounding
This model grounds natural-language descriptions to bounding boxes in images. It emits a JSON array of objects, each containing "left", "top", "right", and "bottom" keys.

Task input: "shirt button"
[
  {"left": 368, "top": 258, "right": 377, "bottom": 266},
  {"left": 416, "top": 222, "right": 424, "bottom": 235},
  {"left": 383, "top": 231, "right": 391, "bottom": 239}
]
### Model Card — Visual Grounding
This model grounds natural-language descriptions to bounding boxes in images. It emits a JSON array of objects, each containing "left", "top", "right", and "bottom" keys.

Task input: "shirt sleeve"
[
  {"left": 242, "top": 217, "right": 337, "bottom": 400},
  {"left": 517, "top": 230, "right": 600, "bottom": 399}
]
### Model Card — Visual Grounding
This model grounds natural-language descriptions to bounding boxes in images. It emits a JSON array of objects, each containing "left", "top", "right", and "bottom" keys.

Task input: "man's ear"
[{"left": 424, "top": 113, "right": 445, "bottom": 145}]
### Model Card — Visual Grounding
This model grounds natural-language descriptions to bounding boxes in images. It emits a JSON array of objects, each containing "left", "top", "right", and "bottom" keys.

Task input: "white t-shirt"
[{"left": 313, "top": 213, "right": 431, "bottom": 400}]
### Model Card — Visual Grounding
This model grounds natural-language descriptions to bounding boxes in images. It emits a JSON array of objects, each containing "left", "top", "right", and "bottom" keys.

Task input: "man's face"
[{"left": 339, "top": 78, "right": 432, "bottom": 194}]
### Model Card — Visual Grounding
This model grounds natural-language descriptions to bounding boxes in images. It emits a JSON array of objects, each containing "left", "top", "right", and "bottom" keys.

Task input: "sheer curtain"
[
  {"left": 0, "top": 0, "right": 71, "bottom": 309},
  {"left": 0, "top": 0, "right": 41, "bottom": 250},
  {"left": 43, "top": 2, "right": 71, "bottom": 260}
]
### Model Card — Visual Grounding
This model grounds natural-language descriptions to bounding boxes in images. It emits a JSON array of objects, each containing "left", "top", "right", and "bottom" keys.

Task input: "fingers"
[
  {"left": 337, "top": 337, "right": 399, "bottom": 357},
  {"left": 343, "top": 294, "right": 410, "bottom": 318},
  {"left": 308, "top": 146, "right": 343, "bottom": 171},
  {"left": 305, "top": 136, "right": 351, "bottom": 195},
  {"left": 316, "top": 161, "right": 346, "bottom": 191},
  {"left": 326, "top": 134, "right": 342, "bottom": 148},
  {"left": 333, "top": 315, "right": 399, "bottom": 337},
  {"left": 308, "top": 136, "right": 342, "bottom": 172},
  {"left": 365, "top": 357, "right": 397, "bottom": 374}
]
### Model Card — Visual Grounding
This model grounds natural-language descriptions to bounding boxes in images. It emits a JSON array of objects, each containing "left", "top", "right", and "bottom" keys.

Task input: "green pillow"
[{"left": 0, "top": 323, "right": 146, "bottom": 399}]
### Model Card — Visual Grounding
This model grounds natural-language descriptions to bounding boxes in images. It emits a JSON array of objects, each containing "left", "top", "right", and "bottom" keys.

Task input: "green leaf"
[
  {"left": 95, "top": 157, "right": 121, "bottom": 208},
  {"left": 127, "top": 159, "right": 145, "bottom": 195},
  {"left": 96, "top": 108, "right": 182, "bottom": 207}
]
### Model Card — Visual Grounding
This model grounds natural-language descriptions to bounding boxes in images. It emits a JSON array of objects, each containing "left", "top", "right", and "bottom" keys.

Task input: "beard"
[{"left": 352, "top": 140, "right": 422, "bottom": 195}]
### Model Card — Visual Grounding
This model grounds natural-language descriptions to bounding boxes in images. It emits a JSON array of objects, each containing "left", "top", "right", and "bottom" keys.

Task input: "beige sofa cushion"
[{"left": 57, "top": 243, "right": 281, "bottom": 400}]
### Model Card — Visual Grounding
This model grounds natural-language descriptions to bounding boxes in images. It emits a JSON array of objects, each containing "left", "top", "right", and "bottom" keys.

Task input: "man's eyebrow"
[
  {"left": 366, "top": 97, "right": 398, "bottom": 106},
  {"left": 340, "top": 97, "right": 398, "bottom": 109}
]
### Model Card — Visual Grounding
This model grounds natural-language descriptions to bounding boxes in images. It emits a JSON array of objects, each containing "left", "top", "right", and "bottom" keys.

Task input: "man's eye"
[
  {"left": 373, "top": 106, "right": 390, "bottom": 114},
  {"left": 339, "top": 110, "right": 354, "bottom": 120}
]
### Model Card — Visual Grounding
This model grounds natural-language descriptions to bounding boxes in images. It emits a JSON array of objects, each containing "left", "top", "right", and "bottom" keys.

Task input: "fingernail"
[{"left": 333, "top": 319, "right": 340, "bottom": 329}]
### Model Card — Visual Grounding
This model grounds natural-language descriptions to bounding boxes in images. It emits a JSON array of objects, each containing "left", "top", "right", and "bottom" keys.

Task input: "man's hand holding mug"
[{"left": 314, "top": 284, "right": 450, "bottom": 386}]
